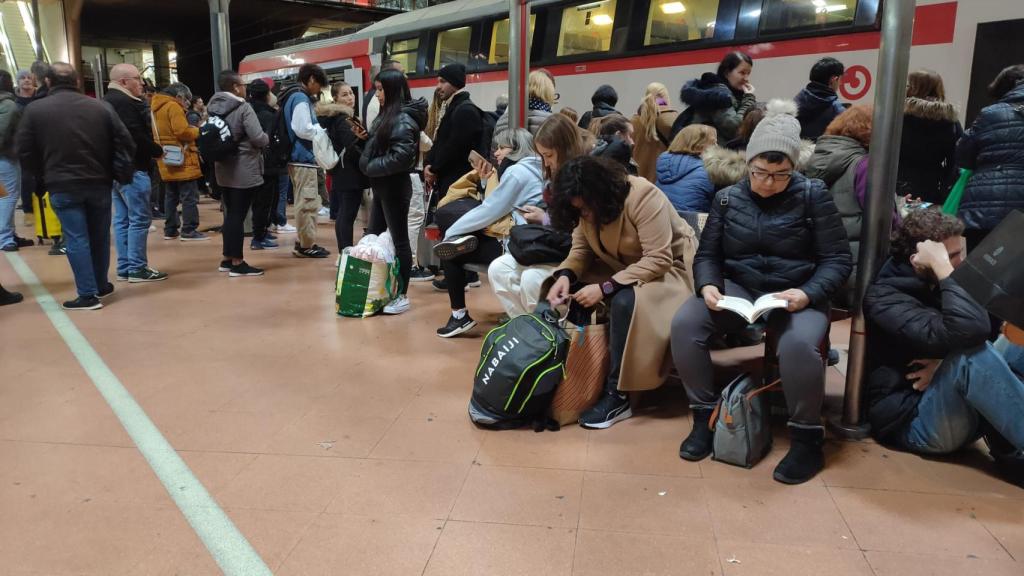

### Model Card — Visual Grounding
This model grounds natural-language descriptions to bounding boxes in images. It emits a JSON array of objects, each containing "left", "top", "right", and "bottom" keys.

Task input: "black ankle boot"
[
  {"left": 680, "top": 408, "right": 715, "bottom": 461},
  {"left": 0, "top": 285, "right": 23, "bottom": 306},
  {"left": 773, "top": 426, "right": 825, "bottom": 484}
]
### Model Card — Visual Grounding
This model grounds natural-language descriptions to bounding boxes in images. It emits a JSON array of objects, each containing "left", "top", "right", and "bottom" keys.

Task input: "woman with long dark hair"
[
  {"left": 359, "top": 69, "right": 428, "bottom": 314},
  {"left": 897, "top": 69, "right": 962, "bottom": 204},
  {"left": 672, "top": 51, "right": 757, "bottom": 143}
]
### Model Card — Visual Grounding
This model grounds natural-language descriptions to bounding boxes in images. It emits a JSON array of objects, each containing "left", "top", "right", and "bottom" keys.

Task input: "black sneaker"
[
  {"left": 229, "top": 261, "right": 264, "bottom": 277},
  {"left": 433, "top": 235, "right": 478, "bottom": 260},
  {"left": 218, "top": 260, "right": 232, "bottom": 272},
  {"left": 14, "top": 236, "right": 33, "bottom": 248},
  {"left": 163, "top": 232, "right": 180, "bottom": 240},
  {"left": 467, "top": 270, "right": 482, "bottom": 288},
  {"left": 62, "top": 295, "right": 102, "bottom": 311},
  {"left": 0, "top": 287, "right": 23, "bottom": 306},
  {"left": 293, "top": 244, "right": 330, "bottom": 258},
  {"left": 48, "top": 239, "right": 66, "bottom": 256},
  {"left": 409, "top": 265, "right": 436, "bottom": 283},
  {"left": 97, "top": 283, "right": 115, "bottom": 299},
  {"left": 579, "top": 391, "right": 632, "bottom": 429},
  {"left": 128, "top": 267, "right": 169, "bottom": 283},
  {"left": 1, "top": 243, "right": 15, "bottom": 252},
  {"left": 432, "top": 278, "right": 470, "bottom": 292},
  {"left": 437, "top": 313, "right": 477, "bottom": 338}
]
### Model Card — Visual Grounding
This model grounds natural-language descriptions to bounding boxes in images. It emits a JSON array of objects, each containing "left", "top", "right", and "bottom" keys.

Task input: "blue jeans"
[
  {"left": 49, "top": 187, "right": 112, "bottom": 298},
  {"left": 275, "top": 173, "right": 290, "bottom": 225},
  {"left": 905, "top": 340, "right": 1024, "bottom": 454},
  {"left": 0, "top": 157, "right": 21, "bottom": 248},
  {"left": 112, "top": 171, "right": 152, "bottom": 275}
]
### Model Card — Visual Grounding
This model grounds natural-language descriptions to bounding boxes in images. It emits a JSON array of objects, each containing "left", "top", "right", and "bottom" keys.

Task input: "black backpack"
[
  {"left": 469, "top": 301, "right": 569, "bottom": 430},
  {"left": 265, "top": 86, "right": 305, "bottom": 172},
  {"left": 478, "top": 105, "right": 497, "bottom": 160},
  {"left": 198, "top": 100, "right": 244, "bottom": 162}
]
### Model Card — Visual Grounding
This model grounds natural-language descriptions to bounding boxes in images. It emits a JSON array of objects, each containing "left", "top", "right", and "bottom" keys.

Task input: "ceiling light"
[
  {"left": 660, "top": 2, "right": 686, "bottom": 14},
  {"left": 825, "top": 4, "right": 848, "bottom": 12},
  {"left": 593, "top": 14, "right": 613, "bottom": 26},
  {"left": 576, "top": 1, "right": 605, "bottom": 10},
  {"left": 812, "top": 0, "right": 826, "bottom": 6}
]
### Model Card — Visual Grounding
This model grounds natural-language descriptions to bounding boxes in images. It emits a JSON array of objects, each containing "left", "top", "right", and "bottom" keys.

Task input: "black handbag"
[
  {"left": 434, "top": 197, "right": 481, "bottom": 234},
  {"left": 508, "top": 224, "right": 572, "bottom": 265},
  {"left": 951, "top": 210, "right": 1024, "bottom": 327}
]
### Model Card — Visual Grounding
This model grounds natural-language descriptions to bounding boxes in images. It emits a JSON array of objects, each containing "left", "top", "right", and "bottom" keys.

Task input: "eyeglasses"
[{"left": 749, "top": 168, "right": 793, "bottom": 183}]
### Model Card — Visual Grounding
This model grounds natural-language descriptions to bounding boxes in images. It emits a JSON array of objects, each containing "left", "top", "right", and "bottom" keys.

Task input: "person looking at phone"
[
  {"left": 670, "top": 101, "right": 851, "bottom": 484},
  {"left": 546, "top": 155, "right": 697, "bottom": 429},
  {"left": 432, "top": 129, "right": 545, "bottom": 337},
  {"left": 319, "top": 81, "right": 370, "bottom": 251},
  {"left": 863, "top": 208, "right": 1024, "bottom": 486}
]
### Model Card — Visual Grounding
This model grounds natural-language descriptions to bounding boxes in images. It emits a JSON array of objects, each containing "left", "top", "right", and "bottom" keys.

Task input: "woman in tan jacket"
[
  {"left": 631, "top": 82, "right": 679, "bottom": 182},
  {"left": 547, "top": 155, "right": 697, "bottom": 429},
  {"left": 151, "top": 83, "right": 206, "bottom": 241}
]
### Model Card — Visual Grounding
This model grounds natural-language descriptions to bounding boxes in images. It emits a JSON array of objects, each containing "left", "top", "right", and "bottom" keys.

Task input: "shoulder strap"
[{"left": 803, "top": 180, "right": 813, "bottom": 229}]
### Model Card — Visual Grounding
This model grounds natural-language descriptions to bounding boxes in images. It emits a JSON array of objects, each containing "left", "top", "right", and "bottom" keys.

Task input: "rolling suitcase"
[{"left": 33, "top": 192, "right": 62, "bottom": 243}]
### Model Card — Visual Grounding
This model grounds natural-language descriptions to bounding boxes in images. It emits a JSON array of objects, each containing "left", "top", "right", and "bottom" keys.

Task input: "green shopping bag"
[
  {"left": 335, "top": 251, "right": 400, "bottom": 318},
  {"left": 942, "top": 168, "right": 972, "bottom": 215}
]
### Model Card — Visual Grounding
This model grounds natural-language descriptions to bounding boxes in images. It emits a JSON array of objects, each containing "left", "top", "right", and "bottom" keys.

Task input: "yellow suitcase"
[{"left": 33, "top": 192, "right": 62, "bottom": 241}]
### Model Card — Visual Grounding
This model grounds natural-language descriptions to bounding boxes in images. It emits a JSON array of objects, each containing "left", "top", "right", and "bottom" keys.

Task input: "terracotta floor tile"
[
  {"left": 214, "top": 454, "right": 355, "bottom": 512},
  {"left": 828, "top": 487, "right": 1010, "bottom": 559},
  {"left": 971, "top": 496, "right": 1024, "bottom": 560},
  {"left": 153, "top": 408, "right": 303, "bottom": 453},
  {"left": 450, "top": 465, "right": 583, "bottom": 528},
  {"left": 705, "top": 481, "right": 855, "bottom": 549},
  {"left": 476, "top": 425, "right": 589, "bottom": 470},
  {"left": 263, "top": 412, "right": 395, "bottom": 458},
  {"left": 573, "top": 529, "right": 721, "bottom": 576},
  {"left": 177, "top": 450, "right": 260, "bottom": 497},
  {"left": 585, "top": 414, "right": 704, "bottom": 478},
  {"left": 716, "top": 540, "right": 873, "bottom": 576},
  {"left": 423, "top": 520, "right": 576, "bottom": 576},
  {"left": 369, "top": 417, "right": 485, "bottom": 464},
  {"left": 277, "top": 514, "right": 443, "bottom": 576},
  {"left": 866, "top": 550, "right": 1022, "bottom": 576},
  {"left": 224, "top": 508, "right": 321, "bottom": 572},
  {"left": 324, "top": 458, "right": 469, "bottom": 519},
  {"left": 0, "top": 388, "right": 134, "bottom": 447},
  {"left": 579, "top": 472, "right": 713, "bottom": 537}
]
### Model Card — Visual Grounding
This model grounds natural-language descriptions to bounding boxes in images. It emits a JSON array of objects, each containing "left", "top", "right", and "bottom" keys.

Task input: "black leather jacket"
[{"left": 360, "top": 97, "right": 427, "bottom": 179}]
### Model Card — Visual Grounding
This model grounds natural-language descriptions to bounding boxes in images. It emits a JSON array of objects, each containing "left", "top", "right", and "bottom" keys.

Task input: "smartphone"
[
  {"left": 513, "top": 206, "right": 528, "bottom": 213},
  {"left": 468, "top": 149, "right": 487, "bottom": 167}
]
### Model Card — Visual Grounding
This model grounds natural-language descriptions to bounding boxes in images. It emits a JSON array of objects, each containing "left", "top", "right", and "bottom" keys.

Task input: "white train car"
[{"left": 240, "top": 0, "right": 1024, "bottom": 124}]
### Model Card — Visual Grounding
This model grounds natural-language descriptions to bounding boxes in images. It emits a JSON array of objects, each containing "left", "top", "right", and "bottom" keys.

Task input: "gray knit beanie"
[{"left": 745, "top": 99, "right": 802, "bottom": 165}]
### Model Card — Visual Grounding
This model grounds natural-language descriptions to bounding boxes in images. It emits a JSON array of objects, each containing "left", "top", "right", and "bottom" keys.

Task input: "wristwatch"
[{"left": 601, "top": 281, "right": 615, "bottom": 296}]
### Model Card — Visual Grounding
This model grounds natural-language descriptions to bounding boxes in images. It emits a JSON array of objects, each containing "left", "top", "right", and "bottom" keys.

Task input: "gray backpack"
[{"left": 711, "top": 374, "right": 779, "bottom": 468}]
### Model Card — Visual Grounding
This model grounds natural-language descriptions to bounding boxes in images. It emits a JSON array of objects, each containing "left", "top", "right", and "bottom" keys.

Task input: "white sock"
[{"left": 452, "top": 308, "right": 467, "bottom": 319}]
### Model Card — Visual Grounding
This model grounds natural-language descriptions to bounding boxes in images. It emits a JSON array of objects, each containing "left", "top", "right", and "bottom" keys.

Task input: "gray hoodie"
[{"left": 207, "top": 91, "right": 269, "bottom": 189}]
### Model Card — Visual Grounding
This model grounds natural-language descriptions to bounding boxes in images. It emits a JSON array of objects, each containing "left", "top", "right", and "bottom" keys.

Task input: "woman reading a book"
[{"left": 670, "top": 100, "right": 852, "bottom": 485}]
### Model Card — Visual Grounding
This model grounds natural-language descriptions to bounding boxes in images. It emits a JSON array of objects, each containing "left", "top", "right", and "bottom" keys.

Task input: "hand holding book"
[{"left": 702, "top": 286, "right": 811, "bottom": 323}]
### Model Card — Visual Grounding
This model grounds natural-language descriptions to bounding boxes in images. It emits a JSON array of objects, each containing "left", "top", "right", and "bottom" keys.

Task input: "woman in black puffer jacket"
[
  {"left": 896, "top": 70, "right": 962, "bottom": 205},
  {"left": 359, "top": 69, "right": 428, "bottom": 315},
  {"left": 671, "top": 101, "right": 851, "bottom": 485},
  {"left": 955, "top": 64, "right": 1024, "bottom": 250},
  {"left": 672, "top": 51, "right": 758, "bottom": 143}
]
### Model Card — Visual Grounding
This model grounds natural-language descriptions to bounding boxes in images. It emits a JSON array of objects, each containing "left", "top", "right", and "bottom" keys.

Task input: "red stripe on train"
[{"left": 240, "top": 38, "right": 371, "bottom": 75}]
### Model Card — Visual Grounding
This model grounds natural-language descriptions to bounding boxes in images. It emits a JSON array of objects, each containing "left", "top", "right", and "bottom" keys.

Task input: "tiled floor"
[{"left": 0, "top": 200, "right": 1020, "bottom": 575}]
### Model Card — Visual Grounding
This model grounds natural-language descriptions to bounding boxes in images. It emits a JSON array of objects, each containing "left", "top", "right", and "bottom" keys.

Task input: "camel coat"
[
  {"left": 559, "top": 176, "right": 697, "bottom": 391},
  {"left": 632, "top": 106, "right": 679, "bottom": 182},
  {"left": 151, "top": 93, "right": 202, "bottom": 182}
]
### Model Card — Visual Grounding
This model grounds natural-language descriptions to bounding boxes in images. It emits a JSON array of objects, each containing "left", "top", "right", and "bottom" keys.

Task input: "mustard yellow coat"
[{"left": 151, "top": 93, "right": 202, "bottom": 182}]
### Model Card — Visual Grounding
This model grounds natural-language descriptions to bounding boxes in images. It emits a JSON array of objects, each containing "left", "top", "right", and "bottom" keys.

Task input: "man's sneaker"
[
  {"left": 0, "top": 286, "right": 22, "bottom": 306},
  {"left": 276, "top": 223, "right": 297, "bottom": 234},
  {"left": 116, "top": 273, "right": 129, "bottom": 282},
  {"left": 433, "top": 235, "right": 478, "bottom": 260},
  {"left": 578, "top": 392, "right": 632, "bottom": 429},
  {"left": 467, "top": 270, "right": 482, "bottom": 288},
  {"left": 97, "top": 283, "right": 115, "bottom": 299},
  {"left": 180, "top": 231, "right": 209, "bottom": 242},
  {"left": 62, "top": 295, "right": 102, "bottom": 311},
  {"left": 218, "top": 260, "right": 232, "bottom": 272},
  {"left": 437, "top": 313, "right": 477, "bottom": 338},
  {"left": 1, "top": 244, "right": 15, "bottom": 252},
  {"left": 432, "top": 278, "right": 470, "bottom": 292},
  {"left": 163, "top": 232, "right": 179, "bottom": 240},
  {"left": 229, "top": 261, "right": 264, "bottom": 277},
  {"left": 409, "top": 266, "right": 436, "bottom": 283},
  {"left": 264, "top": 231, "right": 278, "bottom": 241},
  {"left": 250, "top": 238, "right": 279, "bottom": 250},
  {"left": 48, "top": 239, "right": 66, "bottom": 256},
  {"left": 317, "top": 206, "right": 330, "bottom": 218},
  {"left": 14, "top": 236, "right": 33, "bottom": 248},
  {"left": 293, "top": 244, "right": 330, "bottom": 258},
  {"left": 128, "top": 267, "right": 168, "bottom": 283},
  {"left": 382, "top": 295, "right": 410, "bottom": 315}
]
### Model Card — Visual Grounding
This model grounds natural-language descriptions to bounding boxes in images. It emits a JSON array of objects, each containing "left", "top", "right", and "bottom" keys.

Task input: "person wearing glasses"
[{"left": 670, "top": 99, "right": 852, "bottom": 485}]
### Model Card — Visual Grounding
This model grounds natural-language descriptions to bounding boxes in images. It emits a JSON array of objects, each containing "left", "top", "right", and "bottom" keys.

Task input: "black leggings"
[
  {"left": 221, "top": 186, "right": 255, "bottom": 260},
  {"left": 251, "top": 176, "right": 277, "bottom": 242},
  {"left": 334, "top": 187, "right": 364, "bottom": 252},
  {"left": 368, "top": 173, "right": 412, "bottom": 294},
  {"left": 443, "top": 233, "right": 504, "bottom": 310}
]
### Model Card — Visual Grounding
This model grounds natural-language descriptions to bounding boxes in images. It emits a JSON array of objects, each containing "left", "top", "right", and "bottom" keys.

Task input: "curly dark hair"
[
  {"left": 549, "top": 155, "right": 630, "bottom": 231},
  {"left": 890, "top": 206, "right": 965, "bottom": 261}
]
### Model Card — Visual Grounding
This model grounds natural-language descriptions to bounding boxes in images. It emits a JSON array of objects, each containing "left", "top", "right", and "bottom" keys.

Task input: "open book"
[{"left": 715, "top": 294, "right": 789, "bottom": 323}]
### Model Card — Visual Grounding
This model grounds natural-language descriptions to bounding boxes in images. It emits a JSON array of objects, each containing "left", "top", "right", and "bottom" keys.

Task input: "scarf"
[{"left": 529, "top": 98, "right": 551, "bottom": 113}]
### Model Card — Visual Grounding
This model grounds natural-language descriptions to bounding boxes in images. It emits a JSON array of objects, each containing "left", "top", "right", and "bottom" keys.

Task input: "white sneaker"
[
  {"left": 318, "top": 207, "right": 330, "bottom": 218},
  {"left": 383, "top": 295, "right": 410, "bottom": 315},
  {"left": 277, "top": 223, "right": 297, "bottom": 234}
]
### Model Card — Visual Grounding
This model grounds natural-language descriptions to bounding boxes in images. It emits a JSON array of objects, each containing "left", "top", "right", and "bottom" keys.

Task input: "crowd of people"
[{"left": 0, "top": 52, "right": 1022, "bottom": 487}]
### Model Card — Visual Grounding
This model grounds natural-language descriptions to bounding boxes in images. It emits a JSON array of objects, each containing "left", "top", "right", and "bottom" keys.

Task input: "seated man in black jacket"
[{"left": 864, "top": 208, "right": 1024, "bottom": 485}]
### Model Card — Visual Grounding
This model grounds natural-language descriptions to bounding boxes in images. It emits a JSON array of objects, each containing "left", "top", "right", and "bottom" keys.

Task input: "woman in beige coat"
[
  {"left": 631, "top": 82, "right": 679, "bottom": 182},
  {"left": 547, "top": 155, "right": 697, "bottom": 429}
]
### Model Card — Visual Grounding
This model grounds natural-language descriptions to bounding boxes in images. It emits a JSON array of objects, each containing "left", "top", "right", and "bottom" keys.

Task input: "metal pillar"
[
  {"left": 831, "top": 0, "right": 916, "bottom": 439},
  {"left": 507, "top": 0, "right": 530, "bottom": 130},
  {"left": 153, "top": 43, "right": 171, "bottom": 87},
  {"left": 30, "top": 0, "right": 42, "bottom": 60},
  {"left": 93, "top": 53, "right": 105, "bottom": 98},
  {"left": 64, "top": 0, "right": 83, "bottom": 83},
  {"left": 208, "top": 0, "right": 232, "bottom": 85}
]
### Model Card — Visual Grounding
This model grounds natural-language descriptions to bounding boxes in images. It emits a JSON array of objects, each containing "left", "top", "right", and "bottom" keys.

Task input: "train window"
[
  {"left": 387, "top": 37, "right": 419, "bottom": 74},
  {"left": 488, "top": 15, "right": 537, "bottom": 64},
  {"left": 434, "top": 26, "right": 472, "bottom": 70},
  {"left": 645, "top": 1, "right": 721, "bottom": 45},
  {"left": 557, "top": 0, "right": 618, "bottom": 57},
  {"left": 758, "top": 0, "right": 858, "bottom": 34}
]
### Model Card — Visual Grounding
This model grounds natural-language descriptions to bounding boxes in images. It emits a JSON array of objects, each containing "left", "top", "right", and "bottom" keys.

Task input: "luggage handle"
[{"left": 709, "top": 378, "right": 781, "bottom": 427}]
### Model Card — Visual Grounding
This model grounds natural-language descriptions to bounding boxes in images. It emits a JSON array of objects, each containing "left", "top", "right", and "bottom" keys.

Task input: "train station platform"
[{"left": 1, "top": 199, "right": 1021, "bottom": 575}]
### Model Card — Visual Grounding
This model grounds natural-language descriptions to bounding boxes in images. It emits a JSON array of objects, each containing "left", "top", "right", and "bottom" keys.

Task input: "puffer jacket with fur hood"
[
  {"left": 701, "top": 146, "right": 746, "bottom": 191},
  {"left": 896, "top": 97, "right": 962, "bottom": 204},
  {"left": 317, "top": 101, "right": 369, "bottom": 190}
]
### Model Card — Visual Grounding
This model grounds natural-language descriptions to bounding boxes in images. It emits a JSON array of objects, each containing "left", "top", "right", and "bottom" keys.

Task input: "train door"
[{"left": 966, "top": 18, "right": 1024, "bottom": 125}]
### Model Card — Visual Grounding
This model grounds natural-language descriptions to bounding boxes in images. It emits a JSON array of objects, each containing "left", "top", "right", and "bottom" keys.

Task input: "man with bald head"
[{"left": 104, "top": 63, "right": 166, "bottom": 283}]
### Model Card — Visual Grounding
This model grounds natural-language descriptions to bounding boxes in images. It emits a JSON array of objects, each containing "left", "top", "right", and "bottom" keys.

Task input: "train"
[{"left": 240, "top": 0, "right": 1024, "bottom": 125}]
